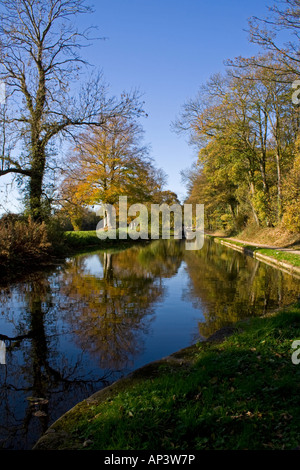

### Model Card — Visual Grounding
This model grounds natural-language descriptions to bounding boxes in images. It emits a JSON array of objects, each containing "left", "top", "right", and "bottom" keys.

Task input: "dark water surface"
[{"left": 0, "top": 238, "right": 299, "bottom": 449}]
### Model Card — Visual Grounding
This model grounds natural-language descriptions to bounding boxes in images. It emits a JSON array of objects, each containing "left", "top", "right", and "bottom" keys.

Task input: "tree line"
[{"left": 174, "top": 0, "right": 300, "bottom": 234}]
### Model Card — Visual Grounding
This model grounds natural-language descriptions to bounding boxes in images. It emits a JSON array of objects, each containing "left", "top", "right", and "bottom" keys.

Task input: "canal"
[{"left": 0, "top": 238, "right": 299, "bottom": 449}]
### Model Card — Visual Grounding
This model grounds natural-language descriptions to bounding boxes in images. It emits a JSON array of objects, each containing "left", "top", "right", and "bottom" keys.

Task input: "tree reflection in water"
[
  {"left": 0, "top": 274, "right": 114, "bottom": 449},
  {"left": 58, "top": 242, "right": 183, "bottom": 369},
  {"left": 0, "top": 238, "right": 299, "bottom": 449},
  {"left": 0, "top": 240, "right": 183, "bottom": 449},
  {"left": 184, "top": 238, "right": 300, "bottom": 338}
]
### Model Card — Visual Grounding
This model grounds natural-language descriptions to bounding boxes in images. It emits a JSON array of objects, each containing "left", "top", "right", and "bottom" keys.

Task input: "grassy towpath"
[{"left": 211, "top": 235, "right": 300, "bottom": 275}]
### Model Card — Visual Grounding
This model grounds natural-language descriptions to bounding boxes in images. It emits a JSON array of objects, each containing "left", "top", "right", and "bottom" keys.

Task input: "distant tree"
[
  {"left": 0, "top": 0, "right": 144, "bottom": 220},
  {"left": 151, "top": 190, "right": 181, "bottom": 205}
]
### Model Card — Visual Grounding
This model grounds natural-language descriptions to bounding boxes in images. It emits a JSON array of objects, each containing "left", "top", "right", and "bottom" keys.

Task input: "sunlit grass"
[
  {"left": 218, "top": 237, "right": 300, "bottom": 269},
  {"left": 63, "top": 229, "right": 136, "bottom": 249},
  {"left": 257, "top": 249, "right": 300, "bottom": 268}
]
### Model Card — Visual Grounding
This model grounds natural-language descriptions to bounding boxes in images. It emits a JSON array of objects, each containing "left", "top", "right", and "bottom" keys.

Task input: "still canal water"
[{"left": 0, "top": 238, "right": 299, "bottom": 449}]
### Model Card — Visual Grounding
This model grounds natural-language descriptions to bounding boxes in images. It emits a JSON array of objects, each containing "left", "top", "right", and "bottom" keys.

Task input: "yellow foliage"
[
  {"left": 59, "top": 117, "right": 165, "bottom": 223},
  {"left": 282, "top": 155, "right": 300, "bottom": 233}
]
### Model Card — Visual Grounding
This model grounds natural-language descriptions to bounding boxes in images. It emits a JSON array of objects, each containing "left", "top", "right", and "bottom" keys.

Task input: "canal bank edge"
[
  {"left": 212, "top": 237, "right": 300, "bottom": 279},
  {"left": 33, "top": 326, "right": 236, "bottom": 451}
]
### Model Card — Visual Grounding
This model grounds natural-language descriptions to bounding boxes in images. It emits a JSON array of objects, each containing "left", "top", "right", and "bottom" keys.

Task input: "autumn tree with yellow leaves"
[
  {"left": 59, "top": 116, "right": 167, "bottom": 230},
  {"left": 175, "top": 62, "right": 298, "bottom": 233}
]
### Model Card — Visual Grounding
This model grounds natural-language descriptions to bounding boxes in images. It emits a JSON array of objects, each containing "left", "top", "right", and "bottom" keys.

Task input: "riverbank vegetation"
[
  {"left": 214, "top": 236, "right": 300, "bottom": 270},
  {"left": 257, "top": 249, "right": 300, "bottom": 268},
  {"left": 0, "top": 214, "right": 141, "bottom": 279},
  {"left": 62, "top": 229, "right": 150, "bottom": 252},
  {"left": 0, "top": 214, "right": 53, "bottom": 269},
  {"left": 34, "top": 302, "right": 300, "bottom": 451}
]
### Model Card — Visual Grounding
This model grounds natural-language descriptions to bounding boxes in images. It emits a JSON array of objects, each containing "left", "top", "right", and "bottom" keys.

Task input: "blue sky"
[
  {"left": 87, "top": 0, "right": 270, "bottom": 202},
  {"left": 1, "top": 0, "right": 271, "bottom": 213}
]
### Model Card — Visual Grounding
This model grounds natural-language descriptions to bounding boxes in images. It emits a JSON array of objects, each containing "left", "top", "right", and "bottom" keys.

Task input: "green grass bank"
[
  {"left": 62, "top": 230, "right": 130, "bottom": 254},
  {"left": 213, "top": 237, "right": 300, "bottom": 276},
  {"left": 34, "top": 302, "right": 300, "bottom": 451}
]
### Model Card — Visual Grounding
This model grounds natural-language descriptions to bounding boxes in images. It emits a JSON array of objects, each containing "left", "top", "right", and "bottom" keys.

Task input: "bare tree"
[
  {"left": 226, "top": 0, "right": 300, "bottom": 82},
  {"left": 248, "top": 0, "right": 300, "bottom": 74},
  {"left": 0, "top": 0, "right": 145, "bottom": 220}
]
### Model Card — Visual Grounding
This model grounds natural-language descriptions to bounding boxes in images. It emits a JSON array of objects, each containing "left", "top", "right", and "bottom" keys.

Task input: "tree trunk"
[
  {"left": 248, "top": 178, "right": 260, "bottom": 226},
  {"left": 29, "top": 147, "right": 46, "bottom": 221},
  {"left": 103, "top": 252, "right": 113, "bottom": 280},
  {"left": 259, "top": 158, "right": 269, "bottom": 195},
  {"left": 104, "top": 204, "right": 115, "bottom": 229},
  {"left": 276, "top": 151, "right": 282, "bottom": 222},
  {"left": 259, "top": 158, "right": 272, "bottom": 226}
]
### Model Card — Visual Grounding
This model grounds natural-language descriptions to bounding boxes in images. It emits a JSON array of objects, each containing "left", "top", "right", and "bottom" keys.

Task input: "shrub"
[{"left": 0, "top": 215, "right": 51, "bottom": 267}]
